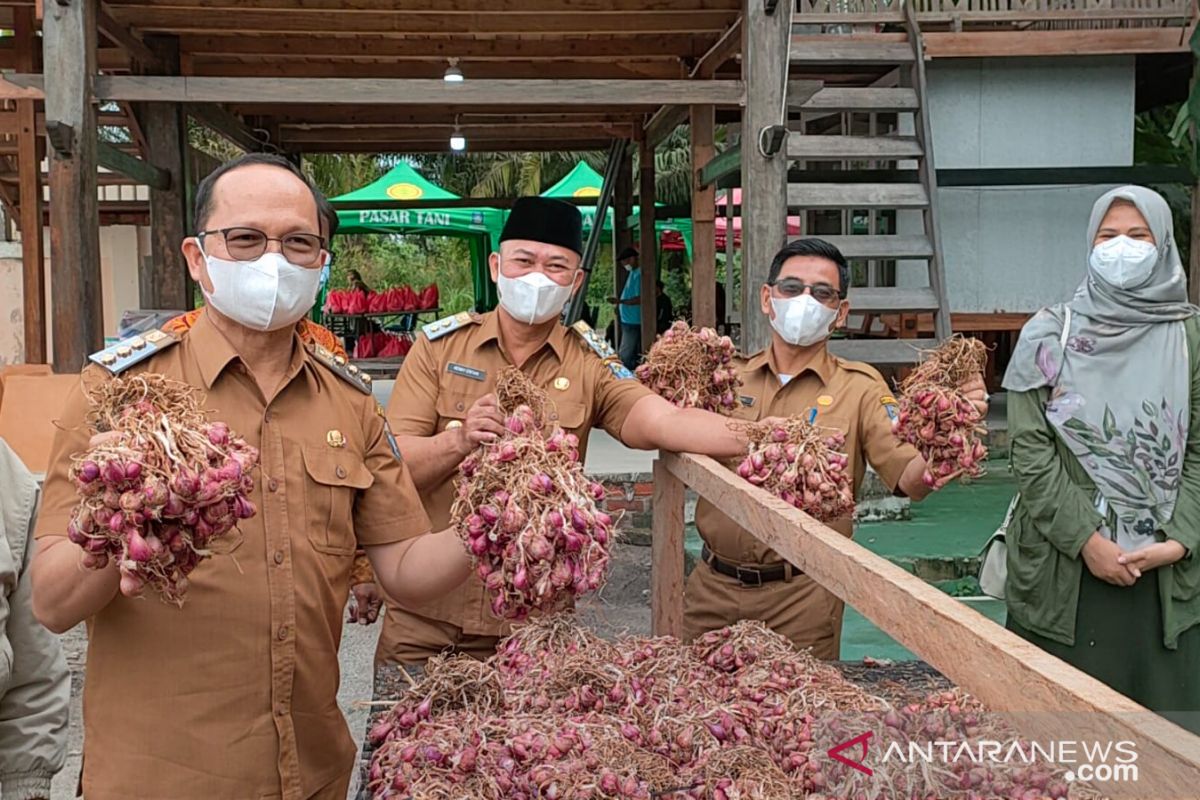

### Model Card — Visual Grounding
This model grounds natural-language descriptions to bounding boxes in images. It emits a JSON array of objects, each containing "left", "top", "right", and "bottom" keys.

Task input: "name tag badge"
[
  {"left": 739, "top": 395, "right": 756, "bottom": 407},
  {"left": 447, "top": 362, "right": 486, "bottom": 382}
]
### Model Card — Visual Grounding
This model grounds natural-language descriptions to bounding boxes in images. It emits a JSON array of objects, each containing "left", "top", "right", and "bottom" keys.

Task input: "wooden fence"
[{"left": 651, "top": 452, "right": 1200, "bottom": 799}]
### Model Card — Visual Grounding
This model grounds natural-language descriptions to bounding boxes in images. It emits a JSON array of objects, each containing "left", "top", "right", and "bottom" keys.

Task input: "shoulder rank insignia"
[
  {"left": 309, "top": 344, "right": 373, "bottom": 395},
  {"left": 423, "top": 311, "right": 480, "bottom": 342},
  {"left": 88, "top": 329, "right": 178, "bottom": 375},
  {"left": 570, "top": 320, "right": 634, "bottom": 380},
  {"left": 881, "top": 394, "right": 899, "bottom": 423}
]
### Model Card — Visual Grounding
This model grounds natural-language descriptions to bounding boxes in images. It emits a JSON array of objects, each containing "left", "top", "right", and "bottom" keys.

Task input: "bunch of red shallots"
[
  {"left": 736, "top": 417, "right": 854, "bottom": 522},
  {"left": 66, "top": 373, "right": 258, "bottom": 605},
  {"left": 636, "top": 321, "right": 741, "bottom": 414},
  {"left": 453, "top": 368, "right": 614, "bottom": 620},
  {"left": 893, "top": 336, "right": 989, "bottom": 487}
]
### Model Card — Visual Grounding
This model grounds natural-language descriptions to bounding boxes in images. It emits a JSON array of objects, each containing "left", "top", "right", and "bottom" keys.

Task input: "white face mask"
[
  {"left": 1088, "top": 235, "right": 1158, "bottom": 290},
  {"left": 496, "top": 270, "right": 574, "bottom": 325},
  {"left": 201, "top": 248, "right": 323, "bottom": 332},
  {"left": 770, "top": 294, "right": 838, "bottom": 347}
]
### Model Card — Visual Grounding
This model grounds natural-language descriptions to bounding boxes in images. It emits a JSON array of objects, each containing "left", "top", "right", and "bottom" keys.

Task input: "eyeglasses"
[
  {"left": 197, "top": 227, "right": 327, "bottom": 267},
  {"left": 770, "top": 278, "right": 843, "bottom": 304}
]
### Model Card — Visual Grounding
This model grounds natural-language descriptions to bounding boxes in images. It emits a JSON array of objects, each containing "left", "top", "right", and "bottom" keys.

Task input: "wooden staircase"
[{"left": 785, "top": 7, "right": 950, "bottom": 367}]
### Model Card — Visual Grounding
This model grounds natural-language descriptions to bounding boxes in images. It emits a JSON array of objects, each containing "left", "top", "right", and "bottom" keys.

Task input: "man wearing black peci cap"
[{"left": 373, "top": 197, "right": 764, "bottom": 666}]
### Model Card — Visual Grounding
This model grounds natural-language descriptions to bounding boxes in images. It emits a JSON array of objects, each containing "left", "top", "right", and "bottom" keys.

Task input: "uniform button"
[
  {"left": 264, "top": 411, "right": 273, "bottom": 423},
  {"left": 278, "top": 625, "right": 289, "bottom": 641},
  {"left": 274, "top": 550, "right": 285, "bottom": 565},
  {"left": 268, "top": 478, "right": 279, "bottom": 493},
  {"left": 335, "top": 465, "right": 347, "bottom": 479},
  {"left": 275, "top": 705, "right": 286, "bottom": 717},
  {"left": 456, "top": 401, "right": 465, "bottom": 412},
  {"left": 550, "top": 412, "right": 559, "bottom": 421}
]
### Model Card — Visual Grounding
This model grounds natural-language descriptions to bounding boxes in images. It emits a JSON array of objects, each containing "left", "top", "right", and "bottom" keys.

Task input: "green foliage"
[
  {"left": 330, "top": 235, "right": 477, "bottom": 315},
  {"left": 1134, "top": 103, "right": 1195, "bottom": 267}
]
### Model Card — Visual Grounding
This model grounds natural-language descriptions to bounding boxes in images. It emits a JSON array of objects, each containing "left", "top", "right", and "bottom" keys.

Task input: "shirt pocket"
[
  {"left": 546, "top": 398, "right": 588, "bottom": 432},
  {"left": 435, "top": 390, "right": 477, "bottom": 432},
  {"left": 301, "top": 444, "right": 374, "bottom": 556}
]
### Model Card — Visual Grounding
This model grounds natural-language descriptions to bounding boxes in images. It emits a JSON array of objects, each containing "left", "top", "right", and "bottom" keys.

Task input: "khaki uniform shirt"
[
  {"left": 34, "top": 310, "right": 430, "bottom": 800},
  {"left": 695, "top": 346, "right": 919, "bottom": 563},
  {"left": 382, "top": 311, "right": 651, "bottom": 638}
]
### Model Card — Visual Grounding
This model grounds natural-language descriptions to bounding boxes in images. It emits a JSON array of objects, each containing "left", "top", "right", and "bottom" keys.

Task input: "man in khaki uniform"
[
  {"left": 30, "top": 154, "right": 471, "bottom": 800},
  {"left": 684, "top": 238, "right": 988, "bottom": 659},
  {"left": 377, "top": 197, "right": 760, "bottom": 666}
]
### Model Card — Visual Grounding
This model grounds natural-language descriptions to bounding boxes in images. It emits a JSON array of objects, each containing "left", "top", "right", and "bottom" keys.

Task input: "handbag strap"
[{"left": 1060, "top": 307, "right": 1072, "bottom": 349}]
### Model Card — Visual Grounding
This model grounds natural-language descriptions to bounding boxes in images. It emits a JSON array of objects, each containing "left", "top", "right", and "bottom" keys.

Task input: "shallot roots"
[
  {"left": 67, "top": 373, "right": 258, "bottom": 605},
  {"left": 636, "top": 321, "right": 741, "bottom": 414},
  {"left": 367, "top": 617, "right": 1101, "bottom": 800},
  {"left": 452, "top": 368, "right": 613, "bottom": 620},
  {"left": 736, "top": 417, "right": 854, "bottom": 522},
  {"left": 893, "top": 337, "right": 989, "bottom": 487}
]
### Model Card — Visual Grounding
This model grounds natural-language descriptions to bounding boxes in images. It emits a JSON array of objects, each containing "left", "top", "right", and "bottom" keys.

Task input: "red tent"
[{"left": 661, "top": 189, "right": 803, "bottom": 252}]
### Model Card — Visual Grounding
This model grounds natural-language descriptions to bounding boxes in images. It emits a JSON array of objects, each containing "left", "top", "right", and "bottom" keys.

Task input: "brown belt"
[{"left": 701, "top": 545, "right": 800, "bottom": 587}]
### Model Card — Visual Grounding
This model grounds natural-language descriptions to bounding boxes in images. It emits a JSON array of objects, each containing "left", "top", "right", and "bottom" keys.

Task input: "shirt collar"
[
  {"left": 478, "top": 309, "right": 569, "bottom": 362},
  {"left": 745, "top": 343, "right": 837, "bottom": 387},
  {"left": 189, "top": 308, "right": 311, "bottom": 391}
]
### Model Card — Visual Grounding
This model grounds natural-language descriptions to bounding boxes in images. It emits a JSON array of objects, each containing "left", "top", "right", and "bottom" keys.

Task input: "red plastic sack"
[{"left": 346, "top": 290, "right": 368, "bottom": 315}]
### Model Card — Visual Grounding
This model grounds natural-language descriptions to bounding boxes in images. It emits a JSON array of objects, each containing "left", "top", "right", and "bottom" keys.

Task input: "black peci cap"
[{"left": 500, "top": 197, "right": 584, "bottom": 256}]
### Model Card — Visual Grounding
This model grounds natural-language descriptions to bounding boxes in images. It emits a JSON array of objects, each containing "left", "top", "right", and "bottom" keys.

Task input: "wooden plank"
[
  {"left": 662, "top": 451, "right": 1200, "bottom": 799},
  {"left": 136, "top": 36, "right": 190, "bottom": 310},
  {"left": 650, "top": 458, "right": 685, "bottom": 639},
  {"left": 48, "top": 76, "right": 745, "bottom": 106},
  {"left": 795, "top": 234, "right": 933, "bottom": 259},
  {"left": 96, "top": 1, "right": 164, "bottom": 70},
  {"left": 179, "top": 33, "right": 714, "bottom": 60},
  {"left": 827, "top": 337, "right": 937, "bottom": 364},
  {"left": 299, "top": 138, "right": 615, "bottom": 154},
  {"left": 186, "top": 103, "right": 266, "bottom": 152},
  {"left": 690, "top": 15, "right": 742, "bottom": 78},
  {"left": 923, "top": 28, "right": 1191, "bottom": 58},
  {"left": 644, "top": 105, "right": 688, "bottom": 149},
  {"left": 110, "top": 9, "right": 739, "bottom": 35},
  {"left": 1191, "top": 179, "right": 1200, "bottom": 307},
  {"left": 801, "top": 86, "right": 919, "bottom": 112},
  {"left": 906, "top": 2, "right": 951, "bottom": 342},
  {"left": 15, "top": 7, "right": 45, "bottom": 364},
  {"left": 698, "top": 142, "right": 740, "bottom": 188},
  {"left": 188, "top": 56, "right": 687, "bottom": 81},
  {"left": 789, "top": 38, "right": 914, "bottom": 63},
  {"left": 96, "top": 141, "right": 170, "bottom": 189},
  {"left": 109, "top": 0, "right": 743, "bottom": 10},
  {"left": 0, "top": 76, "right": 44, "bottom": 100},
  {"left": 691, "top": 104, "right": 716, "bottom": 329},
  {"left": 44, "top": 0, "right": 103, "bottom": 372},
  {"left": 845, "top": 287, "right": 939, "bottom": 314},
  {"left": 740, "top": 0, "right": 789, "bottom": 354},
  {"left": 638, "top": 136, "right": 657, "bottom": 355},
  {"left": 787, "top": 183, "right": 928, "bottom": 209},
  {"left": 787, "top": 134, "right": 922, "bottom": 160}
]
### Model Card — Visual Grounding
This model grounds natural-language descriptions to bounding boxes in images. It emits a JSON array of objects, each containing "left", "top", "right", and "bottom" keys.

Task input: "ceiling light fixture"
[
  {"left": 449, "top": 117, "right": 466, "bottom": 152},
  {"left": 443, "top": 58, "right": 464, "bottom": 83}
]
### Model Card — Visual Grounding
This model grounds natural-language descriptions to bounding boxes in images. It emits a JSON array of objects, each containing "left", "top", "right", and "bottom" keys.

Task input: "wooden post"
[
  {"left": 691, "top": 104, "right": 716, "bottom": 329},
  {"left": 740, "top": 0, "right": 789, "bottom": 353},
  {"left": 44, "top": 0, "right": 102, "bottom": 372},
  {"left": 650, "top": 459, "right": 685, "bottom": 638},
  {"left": 1191, "top": 179, "right": 1200, "bottom": 307},
  {"left": 638, "top": 137, "right": 657, "bottom": 354},
  {"left": 14, "top": 8, "right": 45, "bottom": 363},
  {"left": 612, "top": 145, "right": 634, "bottom": 343},
  {"left": 135, "top": 35, "right": 189, "bottom": 310}
]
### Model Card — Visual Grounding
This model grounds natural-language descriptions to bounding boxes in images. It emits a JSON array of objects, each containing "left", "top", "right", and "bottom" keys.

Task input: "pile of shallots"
[
  {"left": 636, "top": 321, "right": 741, "bottom": 414},
  {"left": 67, "top": 374, "right": 258, "bottom": 605},
  {"left": 893, "top": 336, "right": 989, "bottom": 487},
  {"left": 453, "top": 368, "right": 613, "bottom": 620},
  {"left": 736, "top": 417, "right": 854, "bottom": 522},
  {"left": 366, "top": 617, "right": 1099, "bottom": 800}
]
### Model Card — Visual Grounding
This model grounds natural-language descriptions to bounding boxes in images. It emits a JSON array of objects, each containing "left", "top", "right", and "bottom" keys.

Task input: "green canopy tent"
[{"left": 330, "top": 162, "right": 507, "bottom": 311}]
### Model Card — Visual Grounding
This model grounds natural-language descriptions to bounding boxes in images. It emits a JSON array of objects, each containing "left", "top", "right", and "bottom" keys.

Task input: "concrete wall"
[
  {"left": 0, "top": 225, "right": 148, "bottom": 366},
  {"left": 899, "top": 56, "right": 1136, "bottom": 313}
]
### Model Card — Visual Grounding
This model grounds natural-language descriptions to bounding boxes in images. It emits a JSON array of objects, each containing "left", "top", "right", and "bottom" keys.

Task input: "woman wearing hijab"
[{"left": 1002, "top": 186, "right": 1200, "bottom": 732}]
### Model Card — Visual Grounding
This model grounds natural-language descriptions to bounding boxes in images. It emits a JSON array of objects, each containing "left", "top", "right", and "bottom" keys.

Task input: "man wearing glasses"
[
  {"left": 683, "top": 237, "right": 988, "bottom": 659},
  {"left": 30, "top": 154, "right": 471, "bottom": 800}
]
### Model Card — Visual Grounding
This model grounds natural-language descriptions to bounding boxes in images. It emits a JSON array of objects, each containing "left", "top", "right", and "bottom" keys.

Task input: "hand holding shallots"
[
  {"left": 735, "top": 416, "right": 854, "bottom": 522},
  {"left": 893, "top": 337, "right": 989, "bottom": 487},
  {"left": 636, "top": 321, "right": 742, "bottom": 414},
  {"left": 66, "top": 374, "right": 258, "bottom": 606},
  {"left": 452, "top": 369, "right": 613, "bottom": 620}
]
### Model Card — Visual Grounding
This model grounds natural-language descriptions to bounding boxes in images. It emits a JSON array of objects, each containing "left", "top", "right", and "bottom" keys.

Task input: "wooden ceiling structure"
[{"left": 0, "top": 0, "right": 1194, "bottom": 371}]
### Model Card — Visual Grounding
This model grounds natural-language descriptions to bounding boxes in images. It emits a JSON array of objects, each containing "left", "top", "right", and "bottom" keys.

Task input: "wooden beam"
[
  {"left": 281, "top": 123, "right": 635, "bottom": 144},
  {"left": 108, "top": 0, "right": 742, "bottom": 11},
  {"left": 44, "top": 0, "right": 103, "bottom": 372},
  {"left": 96, "top": 141, "right": 171, "bottom": 190},
  {"left": 643, "top": 105, "right": 688, "bottom": 149},
  {"left": 1191, "top": 179, "right": 1200, "bottom": 307},
  {"left": 97, "top": 1, "right": 165, "bottom": 70},
  {"left": 234, "top": 104, "right": 641, "bottom": 124},
  {"left": 298, "top": 138, "right": 616, "bottom": 154},
  {"left": 187, "top": 57, "right": 687, "bottom": 81},
  {"left": 0, "top": 76, "right": 44, "bottom": 100},
  {"left": 108, "top": 9, "right": 738, "bottom": 35},
  {"left": 15, "top": 7, "right": 45, "bottom": 364},
  {"left": 739, "top": 0, "right": 787, "bottom": 353},
  {"left": 135, "top": 35, "right": 190, "bottom": 310},
  {"left": 186, "top": 103, "right": 266, "bottom": 152},
  {"left": 690, "top": 15, "right": 742, "bottom": 78},
  {"left": 698, "top": 141, "right": 740, "bottom": 188},
  {"left": 660, "top": 452, "right": 1200, "bottom": 799},
  {"left": 638, "top": 137, "right": 658, "bottom": 356},
  {"left": 691, "top": 104, "right": 716, "bottom": 329},
  {"left": 922, "top": 28, "right": 1191, "bottom": 58},
  {"left": 650, "top": 459, "right": 685, "bottom": 639},
  {"left": 179, "top": 33, "right": 713, "bottom": 60}
]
